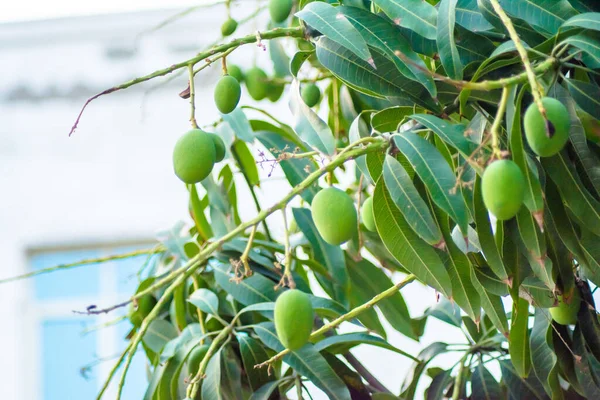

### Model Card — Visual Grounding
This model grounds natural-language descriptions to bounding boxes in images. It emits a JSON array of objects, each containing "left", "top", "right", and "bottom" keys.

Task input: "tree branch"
[
  {"left": 97, "top": 138, "right": 390, "bottom": 399},
  {"left": 69, "top": 26, "right": 304, "bottom": 135}
]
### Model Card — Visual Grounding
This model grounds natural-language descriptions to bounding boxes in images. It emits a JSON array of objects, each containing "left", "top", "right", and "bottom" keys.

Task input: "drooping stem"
[
  {"left": 255, "top": 274, "right": 418, "bottom": 369},
  {"left": 488, "top": 0, "right": 547, "bottom": 118},
  {"left": 188, "top": 65, "right": 199, "bottom": 129},
  {"left": 489, "top": 86, "right": 511, "bottom": 159},
  {"left": 239, "top": 224, "right": 258, "bottom": 278}
]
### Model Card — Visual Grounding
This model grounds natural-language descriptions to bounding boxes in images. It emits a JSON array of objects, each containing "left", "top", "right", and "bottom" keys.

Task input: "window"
[{"left": 30, "top": 245, "right": 153, "bottom": 399}]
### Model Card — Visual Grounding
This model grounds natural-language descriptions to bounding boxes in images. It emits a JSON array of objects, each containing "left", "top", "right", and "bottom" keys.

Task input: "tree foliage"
[{"left": 16, "top": 0, "right": 600, "bottom": 398}]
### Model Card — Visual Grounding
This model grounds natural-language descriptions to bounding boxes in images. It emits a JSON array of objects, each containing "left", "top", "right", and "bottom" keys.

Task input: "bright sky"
[{"left": 0, "top": 0, "right": 206, "bottom": 23}]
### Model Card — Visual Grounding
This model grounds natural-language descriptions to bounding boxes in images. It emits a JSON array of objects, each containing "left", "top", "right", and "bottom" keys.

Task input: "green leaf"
[
  {"left": 289, "top": 79, "right": 336, "bottom": 155},
  {"left": 293, "top": 208, "right": 349, "bottom": 307},
  {"left": 563, "top": 12, "right": 600, "bottom": 31},
  {"left": 349, "top": 111, "right": 374, "bottom": 183},
  {"left": 509, "top": 86, "right": 544, "bottom": 213},
  {"left": 238, "top": 336, "right": 273, "bottom": 392},
  {"left": 471, "top": 363, "right": 502, "bottom": 400},
  {"left": 509, "top": 297, "right": 531, "bottom": 378},
  {"left": 339, "top": 6, "right": 436, "bottom": 97},
  {"left": 516, "top": 207, "right": 555, "bottom": 291},
  {"left": 214, "top": 262, "right": 277, "bottom": 305},
  {"left": 372, "top": 0, "right": 438, "bottom": 40},
  {"left": 201, "top": 348, "right": 223, "bottom": 400},
  {"left": 437, "top": 0, "right": 463, "bottom": 80},
  {"left": 435, "top": 208, "right": 481, "bottom": 322},
  {"left": 542, "top": 152, "right": 600, "bottom": 236},
  {"left": 456, "top": 0, "right": 494, "bottom": 31},
  {"left": 551, "top": 323, "right": 582, "bottom": 394},
  {"left": 296, "top": 2, "right": 372, "bottom": 63},
  {"left": 426, "top": 298, "right": 462, "bottom": 327},
  {"left": 231, "top": 139, "right": 260, "bottom": 187},
  {"left": 473, "top": 177, "right": 509, "bottom": 281},
  {"left": 269, "top": 40, "right": 290, "bottom": 78},
  {"left": 366, "top": 150, "right": 385, "bottom": 182},
  {"left": 254, "top": 323, "right": 352, "bottom": 400},
  {"left": 221, "top": 346, "right": 243, "bottom": 400},
  {"left": 530, "top": 308, "right": 561, "bottom": 398},
  {"left": 573, "top": 326, "right": 600, "bottom": 398},
  {"left": 372, "top": 106, "right": 414, "bottom": 133},
  {"left": 520, "top": 276, "right": 556, "bottom": 308},
  {"left": 410, "top": 114, "right": 482, "bottom": 172},
  {"left": 373, "top": 179, "right": 452, "bottom": 297},
  {"left": 188, "top": 288, "right": 219, "bottom": 316},
  {"left": 471, "top": 266, "right": 509, "bottom": 336},
  {"left": 222, "top": 108, "right": 254, "bottom": 142},
  {"left": 561, "top": 31, "right": 600, "bottom": 65},
  {"left": 566, "top": 78, "right": 600, "bottom": 121},
  {"left": 346, "top": 255, "right": 417, "bottom": 339},
  {"left": 143, "top": 319, "right": 178, "bottom": 354},
  {"left": 576, "top": 283, "right": 600, "bottom": 363},
  {"left": 249, "top": 380, "right": 286, "bottom": 400},
  {"left": 478, "top": 0, "right": 546, "bottom": 46},
  {"left": 425, "top": 369, "right": 452, "bottom": 400},
  {"left": 500, "top": 360, "right": 546, "bottom": 400},
  {"left": 256, "top": 131, "right": 319, "bottom": 203},
  {"left": 290, "top": 50, "right": 314, "bottom": 77},
  {"left": 550, "top": 82, "right": 600, "bottom": 197},
  {"left": 570, "top": 0, "right": 600, "bottom": 13},
  {"left": 189, "top": 184, "right": 213, "bottom": 241},
  {"left": 393, "top": 132, "right": 469, "bottom": 235},
  {"left": 315, "top": 37, "right": 439, "bottom": 111},
  {"left": 313, "top": 332, "right": 414, "bottom": 359},
  {"left": 499, "top": 0, "right": 577, "bottom": 34},
  {"left": 400, "top": 343, "right": 449, "bottom": 400},
  {"left": 383, "top": 155, "right": 443, "bottom": 246}
]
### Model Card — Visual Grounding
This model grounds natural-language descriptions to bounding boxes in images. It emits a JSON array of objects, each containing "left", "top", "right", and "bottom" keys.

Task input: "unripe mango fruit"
[
  {"left": 173, "top": 129, "right": 216, "bottom": 184},
  {"left": 361, "top": 196, "right": 376, "bottom": 232},
  {"left": 214, "top": 75, "right": 241, "bottom": 114},
  {"left": 187, "top": 344, "right": 210, "bottom": 375},
  {"left": 227, "top": 64, "right": 244, "bottom": 83},
  {"left": 269, "top": 0, "right": 293, "bottom": 23},
  {"left": 524, "top": 97, "right": 571, "bottom": 157},
  {"left": 311, "top": 187, "right": 358, "bottom": 245},
  {"left": 274, "top": 289, "right": 314, "bottom": 350},
  {"left": 267, "top": 81, "right": 285, "bottom": 102},
  {"left": 208, "top": 133, "right": 226, "bottom": 162},
  {"left": 245, "top": 67, "right": 269, "bottom": 101},
  {"left": 482, "top": 160, "right": 525, "bottom": 220},
  {"left": 221, "top": 18, "right": 238, "bottom": 36},
  {"left": 550, "top": 289, "right": 581, "bottom": 325},
  {"left": 301, "top": 83, "right": 321, "bottom": 107}
]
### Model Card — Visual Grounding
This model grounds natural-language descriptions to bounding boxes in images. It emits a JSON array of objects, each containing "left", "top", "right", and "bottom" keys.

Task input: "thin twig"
[
  {"left": 69, "top": 26, "right": 304, "bottom": 135},
  {"left": 0, "top": 247, "right": 163, "bottom": 284},
  {"left": 188, "top": 65, "right": 198, "bottom": 128}
]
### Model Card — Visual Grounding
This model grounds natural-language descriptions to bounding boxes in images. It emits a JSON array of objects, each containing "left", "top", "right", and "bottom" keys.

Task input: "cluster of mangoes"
[{"left": 482, "top": 97, "right": 571, "bottom": 221}]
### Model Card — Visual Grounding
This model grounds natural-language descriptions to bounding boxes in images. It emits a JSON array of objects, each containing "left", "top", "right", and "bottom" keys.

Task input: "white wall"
[{"left": 0, "top": 5, "right": 466, "bottom": 399}]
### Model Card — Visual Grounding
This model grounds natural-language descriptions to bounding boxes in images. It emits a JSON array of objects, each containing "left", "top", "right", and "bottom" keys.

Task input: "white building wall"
[{"left": 0, "top": 5, "right": 465, "bottom": 399}]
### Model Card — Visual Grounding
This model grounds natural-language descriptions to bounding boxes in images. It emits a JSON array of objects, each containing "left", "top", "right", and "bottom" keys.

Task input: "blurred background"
[{"left": 0, "top": 1, "right": 468, "bottom": 399}]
